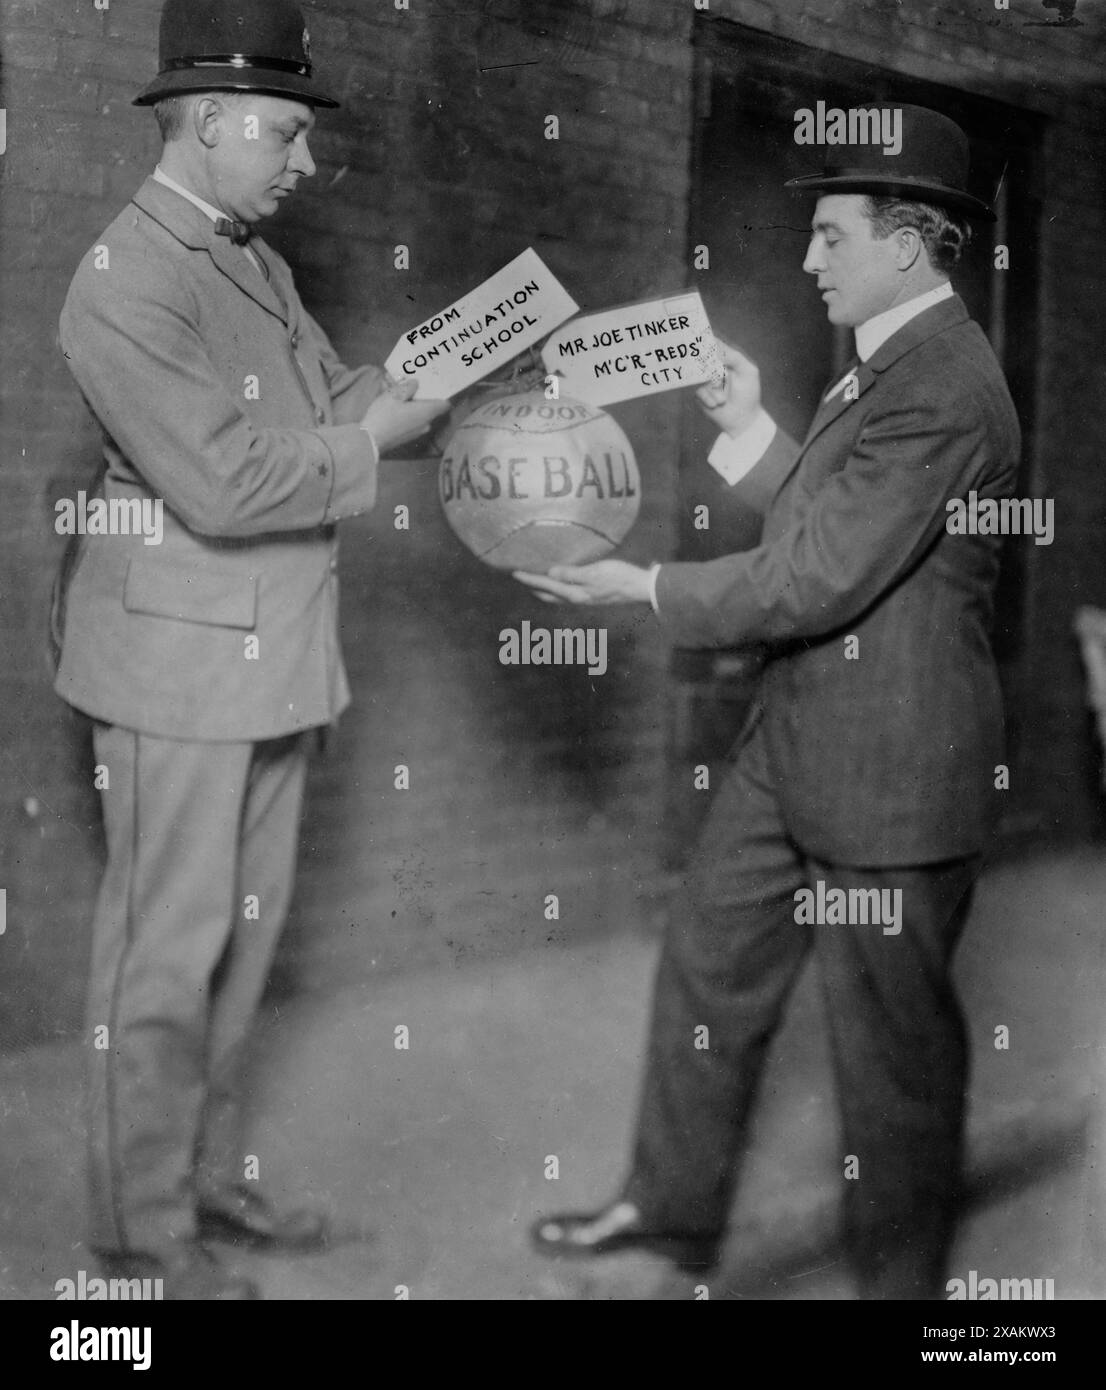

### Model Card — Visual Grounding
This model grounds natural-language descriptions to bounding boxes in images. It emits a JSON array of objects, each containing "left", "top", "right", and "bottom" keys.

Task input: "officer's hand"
[
  {"left": 695, "top": 340, "right": 762, "bottom": 438},
  {"left": 362, "top": 379, "right": 450, "bottom": 454}
]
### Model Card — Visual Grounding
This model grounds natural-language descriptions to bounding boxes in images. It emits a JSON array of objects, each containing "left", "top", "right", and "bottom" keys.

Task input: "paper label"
[
  {"left": 541, "top": 291, "right": 723, "bottom": 405},
  {"left": 385, "top": 248, "right": 579, "bottom": 400}
]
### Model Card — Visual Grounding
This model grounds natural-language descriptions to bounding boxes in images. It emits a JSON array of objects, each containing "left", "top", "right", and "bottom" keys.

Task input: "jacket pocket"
[{"left": 122, "top": 556, "right": 258, "bottom": 630}]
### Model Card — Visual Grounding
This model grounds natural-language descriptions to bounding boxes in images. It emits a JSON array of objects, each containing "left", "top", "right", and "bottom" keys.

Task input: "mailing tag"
[
  {"left": 541, "top": 291, "right": 723, "bottom": 406},
  {"left": 385, "top": 248, "right": 579, "bottom": 400}
]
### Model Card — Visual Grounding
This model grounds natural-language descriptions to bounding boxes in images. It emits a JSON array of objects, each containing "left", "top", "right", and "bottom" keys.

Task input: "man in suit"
[
  {"left": 56, "top": 0, "right": 447, "bottom": 1299},
  {"left": 520, "top": 106, "right": 1020, "bottom": 1299}
]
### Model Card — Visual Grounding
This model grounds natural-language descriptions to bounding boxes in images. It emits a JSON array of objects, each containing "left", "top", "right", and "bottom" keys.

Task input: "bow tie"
[{"left": 215, "top": 217, "right": 253, "bottom": 246}]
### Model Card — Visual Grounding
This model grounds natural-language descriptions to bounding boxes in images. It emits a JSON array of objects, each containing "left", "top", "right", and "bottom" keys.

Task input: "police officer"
[{"left": 57, "top": 0, "right": 447, "bottom": 1299}]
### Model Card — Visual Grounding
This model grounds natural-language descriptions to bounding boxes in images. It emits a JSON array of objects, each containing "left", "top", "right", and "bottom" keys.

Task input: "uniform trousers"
[
  {"left": 85, "top": 722, "right": 309, "bottom": 1256},
  {"left": 623, "top": 724, "right": 978, "bottom": 1299}
]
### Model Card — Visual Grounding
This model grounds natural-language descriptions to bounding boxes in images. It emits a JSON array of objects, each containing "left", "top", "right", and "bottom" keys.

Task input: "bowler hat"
[
  {"left": 134, "top": 0, "right": 338, "bottom": 109},
  {"left": 785, "top": 104, "right": 995, "bottom": 221}
]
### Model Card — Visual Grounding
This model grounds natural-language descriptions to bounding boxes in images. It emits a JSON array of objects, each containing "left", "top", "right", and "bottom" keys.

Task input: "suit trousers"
[
  {"left": 623, "top": 723, "right": 978, "bottom": 1299},
  {"left": 85, "top": 722, "right": 310, "bottom": 1256}
]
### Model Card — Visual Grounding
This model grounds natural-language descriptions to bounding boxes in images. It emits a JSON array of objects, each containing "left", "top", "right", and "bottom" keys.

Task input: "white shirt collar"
[
  {"left": 855, "top": 280, "right": 954, "bottom": 362},
  {"left": 152, "top": 165, "right": 227, "bottom": 226}
]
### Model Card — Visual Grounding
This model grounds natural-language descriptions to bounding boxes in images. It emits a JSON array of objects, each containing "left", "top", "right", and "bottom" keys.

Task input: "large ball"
[{"left": 439, "top": 391, "right": 640, "bottom": 571}]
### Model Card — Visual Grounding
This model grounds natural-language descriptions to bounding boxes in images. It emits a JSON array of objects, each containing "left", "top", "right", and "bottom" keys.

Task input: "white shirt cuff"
[
  {"left": 707, "top": 408, "right": 778, "bottom": 486},
  {"left": 648, "top": 562, "right": 662, "bottom": 614}
]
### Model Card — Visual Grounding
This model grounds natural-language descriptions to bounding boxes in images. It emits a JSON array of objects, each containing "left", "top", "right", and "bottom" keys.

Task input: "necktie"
[
  {"left": 824, "top": 359, "right": 860, "bottom": 402},
  {"left": 215, "top": 217, "right": 253, "bottom": 246}
]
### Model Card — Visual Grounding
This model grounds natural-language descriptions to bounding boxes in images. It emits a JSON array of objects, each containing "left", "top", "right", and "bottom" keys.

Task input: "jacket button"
[
  {"left": 290, "top": 330, "right": 300, "bottom": 349},
  {"left": 315, "top": 406, "right": 326, "bottom": 424}
]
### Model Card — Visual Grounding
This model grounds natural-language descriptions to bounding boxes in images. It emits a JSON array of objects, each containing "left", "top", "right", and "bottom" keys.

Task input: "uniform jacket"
[
  {"left": 57, "top": 176, "right": 387, "bottom": 741},
  {"left": 655, "top": 295, "right": 1021, "bottom": 865}
]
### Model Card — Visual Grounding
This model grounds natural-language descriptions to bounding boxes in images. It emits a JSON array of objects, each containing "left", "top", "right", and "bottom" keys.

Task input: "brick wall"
[{"left": 2, "top": 0, "right": 1104, "bottom": 1049}]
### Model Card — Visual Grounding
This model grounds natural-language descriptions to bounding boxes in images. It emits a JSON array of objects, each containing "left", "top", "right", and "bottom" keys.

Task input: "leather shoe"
[
  {"left": 530, "top": 1199, "right": 721, "bottom": 1270},
  {"left": 97, "top": 1242, "right": 259, "bottom": 1300},
  {"left": 196, "top": 1184, "right": 331, "bottom": 1253}
]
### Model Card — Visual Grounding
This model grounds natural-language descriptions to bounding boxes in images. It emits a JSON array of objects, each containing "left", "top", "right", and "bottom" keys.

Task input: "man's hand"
[
  {"left": 696, "top": 340, "right": 762, "bottom": 438},
  {"left": 361, "top": 378, "right": 450, "bottom": 454},
  {"left": 514, "top": 560, "right": 654, "bottom": 606}
]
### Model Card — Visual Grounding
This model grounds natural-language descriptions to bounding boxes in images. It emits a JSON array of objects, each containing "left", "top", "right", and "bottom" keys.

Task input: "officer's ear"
[{"left": 193, "top": 96, "right": 226, "bottom": 150}]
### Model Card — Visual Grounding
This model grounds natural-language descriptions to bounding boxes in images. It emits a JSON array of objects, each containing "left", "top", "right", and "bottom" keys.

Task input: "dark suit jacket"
[
  {"left": 56, "top": 177, "right": 387, "bottom": 741},
  {"left": 655, "top": 295, "right": 1021, "bottom": 865}
]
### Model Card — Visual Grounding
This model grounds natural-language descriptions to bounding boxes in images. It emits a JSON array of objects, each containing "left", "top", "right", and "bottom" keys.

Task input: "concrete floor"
[{"left": 0, "top": 850, "right": 1102, "bottom": 1301}]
